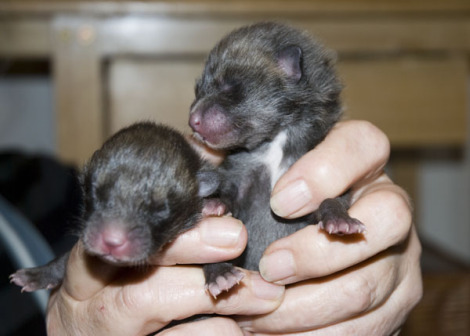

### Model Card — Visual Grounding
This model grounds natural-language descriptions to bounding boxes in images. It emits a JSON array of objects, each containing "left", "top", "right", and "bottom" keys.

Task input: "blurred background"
[{"left": 0, "top": 0, "right": 469, "bottom": 335}]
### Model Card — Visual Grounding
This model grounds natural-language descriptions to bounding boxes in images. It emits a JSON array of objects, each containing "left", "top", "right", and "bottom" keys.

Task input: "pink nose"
[
  {"left": 95, "top": 227, "right": 133, "bottom": 259},
  {"left": 102, "top": 228, "right": 127, "bottom": 248},
  {"left": 189, "top": 110, "right": 202, "bottom": 132}
]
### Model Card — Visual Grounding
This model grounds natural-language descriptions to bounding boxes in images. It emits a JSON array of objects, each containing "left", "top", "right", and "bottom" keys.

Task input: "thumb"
[
  {"left": 270, "top": 120, "right": 389, "bottom": 219},
  {"left": 62, "top": 240, "right": 119, "bottom": 301}
]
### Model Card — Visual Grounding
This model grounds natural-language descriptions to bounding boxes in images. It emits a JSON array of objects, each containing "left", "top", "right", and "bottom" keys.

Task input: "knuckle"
[
  {"left": 342, "top": 274, "right": 376, "bottom": 314},
  {"left": 119, "top": 287, "right": 141, "bottom": 312},
  {"left": 411, "top": 277, "right": 424, "bottom": 307},
  {"left": 352, "top": 120, "right": 391, "bottom": 162},
  {"left": 374, "top": 188, "right": 413, "bottom": 244},
  {"left": 118, "top": 284, "right": 158, "bottom": 319},
  {"left": 314, "top": 159, "right": 336, "bottom": 182},
  {"left": 388, "top": 191, "right": 413, "bottom": 242},
  {"left": 406, "top": 245, "right": 424, "bottom": 308}
]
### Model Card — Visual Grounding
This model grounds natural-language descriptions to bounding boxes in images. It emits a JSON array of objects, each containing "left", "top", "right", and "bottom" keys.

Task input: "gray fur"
[
  {"left": 80, "top": 122, "right": 205, "bottom": 264},
  {"left": 190, "top": 22, "right": 364, "bottom": 276},
  {"left": 10, "top": 122, "right": 221, "bottom": 291}
]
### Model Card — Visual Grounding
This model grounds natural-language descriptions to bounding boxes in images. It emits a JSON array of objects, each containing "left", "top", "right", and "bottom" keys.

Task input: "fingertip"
[
  {"left": 259, "top": 249, "right": 296, "bottom": 284},
  {"left": 158, "top": 216, "right": 248, "bottom": 265},
  {"left": 349, "top": 186, "right": 412, "bottom": 247},
  {"left": 211, "top": 270, "right": 285, "bottom": 317},
  {"left": 199, "top": 216, "right": 247, "bottom": 249},
  {"left": 186, "top": 133, "right": 226, "bottom": 166},
  {"left": 271, "top": 120, "right": 392, "bottom": 219},
  {"left": 249, "top": 271, "right": 285, "bottom": 301},
  {"left": 270, "top": 179, "right": 313, "bottom": 218},
  {"left": 351, "top": 120, "right": 391, "bottom": 163}
]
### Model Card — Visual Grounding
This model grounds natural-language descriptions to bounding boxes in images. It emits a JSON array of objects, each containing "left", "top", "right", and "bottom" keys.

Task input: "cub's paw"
[
  {"left": 203, "top": 262, "right": 245, "bottom": 298},
  {"left": 317, "top": 198, "right": 366, "bottom": 235},
  {"left": 202, "top": 198, "right": 229, "bottom": 217},
  {"left": 319, "top": 215, "right": 365, "bottom": 235},
  {"left": 10, "top": 268, "right": 59, "bottom": 292}
]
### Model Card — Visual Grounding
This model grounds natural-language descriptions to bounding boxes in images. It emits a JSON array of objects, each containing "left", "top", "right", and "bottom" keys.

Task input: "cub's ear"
[
  {"left": 196, "top": 170, "right": 220, "bottom": 197},
  {"left": 277, "top": 45, "right": 302, "bottom": 83}
]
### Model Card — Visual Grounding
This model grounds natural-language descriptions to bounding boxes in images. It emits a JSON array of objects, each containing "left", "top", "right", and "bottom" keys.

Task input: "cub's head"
[{"left": 189, "top": 22, "right": 342, "bottom": 151}]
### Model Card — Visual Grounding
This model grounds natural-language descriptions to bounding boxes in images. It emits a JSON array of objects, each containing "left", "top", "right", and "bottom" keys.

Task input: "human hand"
[
  {"left": 238, "top": 120, "right": 422, "bottom": 335},
  {"left": 46, "top": 216, "right": 285, "bottom": 336}
]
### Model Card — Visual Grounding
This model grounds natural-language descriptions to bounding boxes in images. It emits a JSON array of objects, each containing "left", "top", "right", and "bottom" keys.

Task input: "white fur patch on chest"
[{"left": 261, "top": 131, "right": 288, "bottom": 189}]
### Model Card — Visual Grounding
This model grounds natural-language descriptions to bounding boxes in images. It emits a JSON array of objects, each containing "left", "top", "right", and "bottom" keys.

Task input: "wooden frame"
[{"left": 1, "top": 0, "right": 469, "bottom": 165}]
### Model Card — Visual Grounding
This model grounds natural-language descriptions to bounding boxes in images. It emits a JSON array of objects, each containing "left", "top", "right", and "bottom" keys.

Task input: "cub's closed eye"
[
  {"left": 218, "top": 78, "right": 241, "bottom": 92},
  {"left": 223, "top": 82, "right": 244, "bottom": 99},
  {"left": 219, "top": 81, "right": 245, "bottom": 104},
  {"left": 221, "top": 82, "right": 235, "bottom": 92}
]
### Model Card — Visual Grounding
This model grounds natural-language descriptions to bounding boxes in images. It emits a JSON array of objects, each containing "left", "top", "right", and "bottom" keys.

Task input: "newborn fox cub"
[{"left": 189, "top": 22, "right": 365, "bottom": 296}]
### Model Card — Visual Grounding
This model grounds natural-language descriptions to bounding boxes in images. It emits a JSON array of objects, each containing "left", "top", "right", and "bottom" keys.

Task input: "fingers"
[
  {"left": 60, "top": 216, "right": 247, "bottom": 301},
  {"left": 260, "top": 175, "right": 412, "bottom": 284},
  {"left": 48, "top": 218, "right": 275, "bottom": 336},
  {"left": 61, "top": 240, "right": 120, "bottom": 301},
  {"left": 239, "top": 228, "right": 422, "bottom": 335},
  {"left": 240, "top": 251, "right": 398, "bottom": 333},
  {"left": 160, "top": 317, "right": 247, "bottom": 336},
  {"left": 270, "top": 120, "right": 390, "bottom": 218},
  {"left": 186, "top": 134, "right": 225, "bottom": 166},
  {"left": 155, "top": 216, "right": 247, "bottom": 265},
  {"left": 83, "top": 266, "right": 284, "bottom": 335}
]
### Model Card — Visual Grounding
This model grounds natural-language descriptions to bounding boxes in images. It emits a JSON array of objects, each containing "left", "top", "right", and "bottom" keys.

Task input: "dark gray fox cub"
[
  {"left": 189, "top": 22, "right": 364, "bottom": 296},
  {"left": 10, "top": 122, "right": 225, "bottom": 292},
  {"left": 11, "top": 22, "right": 364, "bottom": 300}
]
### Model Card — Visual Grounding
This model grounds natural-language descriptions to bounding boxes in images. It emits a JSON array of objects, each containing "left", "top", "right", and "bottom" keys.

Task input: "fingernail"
[
  {"left": 250, "top": 272, "right": 285, "bottom": 300},
  {"left": 200, "top": 219, "right": 243, "bottom": 248},
  {"left": 270, "top": 179, "right": 312, "bottom": 217},
  {"left": 259, "top": 249, "right": 296, "bottom": 283}
]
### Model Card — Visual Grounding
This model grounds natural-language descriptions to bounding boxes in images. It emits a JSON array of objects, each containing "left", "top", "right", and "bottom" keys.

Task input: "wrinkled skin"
[{"left": 46, "top": 121, "right": 422, "bottom": 336}]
